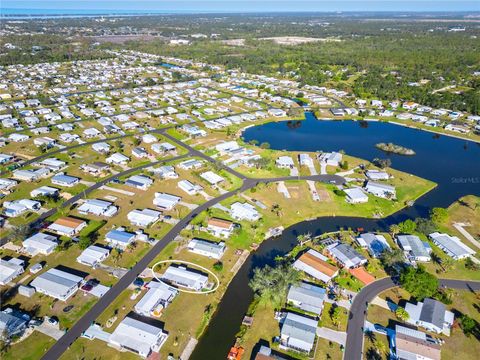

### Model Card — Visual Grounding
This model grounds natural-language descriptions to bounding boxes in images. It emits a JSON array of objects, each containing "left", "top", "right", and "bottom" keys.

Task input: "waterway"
[{"left": 191, "top": 112, "right": 480, "bottom": 360}]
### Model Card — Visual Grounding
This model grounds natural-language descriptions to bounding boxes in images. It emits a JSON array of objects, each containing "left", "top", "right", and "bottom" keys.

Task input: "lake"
[{"left": 191, "top": 112, "right": 480, "bottom": 359}]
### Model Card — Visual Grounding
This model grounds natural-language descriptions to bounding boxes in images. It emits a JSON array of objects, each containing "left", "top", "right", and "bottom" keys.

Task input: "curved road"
[{"left": 344, "top": 277, "right": 480, "bottom": 360}]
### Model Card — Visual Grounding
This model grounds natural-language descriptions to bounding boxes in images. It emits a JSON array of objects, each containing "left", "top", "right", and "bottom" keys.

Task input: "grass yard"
[
  {"left": 60, "top": 338, "right": 140, "bottom": 360},
  {"left": 2, "top": 332, "right": 56, "bottom": 360},
  {"left": 321, "top": 303, "right": 348, "bottom": 332}
]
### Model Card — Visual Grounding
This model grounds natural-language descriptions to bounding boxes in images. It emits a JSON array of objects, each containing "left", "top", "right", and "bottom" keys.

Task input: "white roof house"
[
  {"left": 356, "top": 233, "right": 391, "bottom": 258},
  {"left": 187, "top": 239, "right": 226, "bottom": 259},
  {"left": 30, "top": 185, "right": 59, "bottom": 198},
  {"left": 109, "top": 316, "right": 168, "bottom": 358},
  {"left": 365, "top": 170, "right": 390, "bottom": 181},
  {"left": 161, "top": 265, "right": 208, "bottom": 291},
  {"left": 298, "top": 154, "right": 314, "bottom": 167},
  {"left": 92, "top": 142, "right": 111, "bottom": 153},
  {"left": 30, "top": 268, "right": 83, "bottom": 301},
  {"left": 429, "top": 232, "right": 475, "bottom": 260},
  {"left": 319, "top": 152, "right": 342, "bottom": 166},
  {"left": 0, "top": 258, "right": 25, "bottom": 285},
  {"left": 215, "top": 141, "right": 240, "bottom": 154},
  {"left": 230, "top": 202, "right": 260, "bottom": 221},
  {"left": 397, "top": 235, "right": 431, "bottom": 262},
  {"left": 287, "top": 282, "right": 326, "bottom": 315},
  {"left": 326, "top": 242, "right": 367, "bottom": 269},
  {"left": 125, "top": 175, "right": 153, "bottom": 190},
  {"left": 153, "top": 193, "right": 181, "bottom": 210},
  {"left": 78, "top": 199, "right": 118, "bottom": 217},
  {"left": 51, "top": 174, "right": 80, "bottom": 187},
  {"left": 3, "top": 199, "right": 41, "bottom": 217},
  {"left": 22, "top": 233, "right": 57, "bottom": 256},
  {"left": 76, "top": 245, "right": 110, "bottom": 267},
  {"left": 344, "top": 188, "right": 369, "bottom": 204},
  {"left": 106, "top": 153, "right": 130, "bottom": 165},
  {"left": 178, "top": 180, "right": 203, "bottom": 195},
  {"left": 134, "top": 281, "right": 178, "bottom": 317},
  {"left": 280, "top": 312, "right": 317, "bottom": 353},
  {"left": 364, "top": 181, "right": 396, "bottom": 199},
  {"left": 178, "top": 159, "right": 203, "bottom": 170},
  {"left": 276, "top": 156, "right": 294, "bottom": 168},
  {"left": 405, "top": 298, "right": 454, "bottom": 335},
  {"left": 127, "top": 209, "right": 161, "bottom": 227},
  {"left": 105, "top": 229, "right": 136, "bottom": 249},
  {"left": 200, "top": 171, "right": 225, "bottom": 185}
]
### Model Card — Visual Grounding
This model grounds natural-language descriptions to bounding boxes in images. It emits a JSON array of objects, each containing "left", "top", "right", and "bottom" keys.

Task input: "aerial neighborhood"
[{"left": 0, "top": 11, "right": 479, "bottom": 360}]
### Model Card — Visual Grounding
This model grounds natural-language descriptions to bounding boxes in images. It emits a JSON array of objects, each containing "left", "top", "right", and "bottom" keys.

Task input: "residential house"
[
  {"left": 3, "top": 199, "right": 41, "bottom": 217},
  {"left": 293, "top": 249, "right": 339, "bottom": 283},
  {"left": 344, "top": 188, "right": 369, "bottom": 204},
  {"left": 153, "top": 193, "right": 181, "bottom": 211},
  {"left": 429, "top": 232, "right": 475, "bottom": 260},
  {"left": 0, "top": 308, "right": 30, "bottom": 340},
  {"left": 30, "top": 185, "right": 59, "bottom": 198},
  {"left": 230, "top": 202, "right": 260, "bottom": 221},
  {"left": 51, "top": 174, "right": 80, "bottom": 187},
  {"left": 206, "top": 218, "right": 235, "bottom": 238},
  {"left": 30, "top": 267, "right": 84, "bottom": 301},
  {"left": 319, "top": 152, "right": 342, "bottom": 166},
  {"left": 109, "top": 316, "right": 168, "bottom": 358},
  {"left": 47, "top": 217, "right": 87, "bottom": 237},
  {"left": 365, "top": 170, "right": 389, "bottom": 181},
  {"left": 395, "top": 325, "right": 441, "bottom": 360},
  {"left": 364, "top": 181, "right": 396, "bottom": 199},
  {"left": 178, "top": 159, "right": 203, "bottom": 170},
  {"left": 287, "top": 282, "right": 326, "bottom": 315},
  {"left": 78, "top": 199, "right": 118, "bottom": 217},
  {"left": 92, "top": 142, "right": 111, "bottom": 154},
  {"left": 276, "top": 156, "right": 294, "bottom": 169},
  {"left": 200, "top": 171, "right": 225, "bottom": 186},
  {"left": 161, "top": 265, "right": 208, "bottom": 291},
  {"left": 127, "top": 209, "right": 161, "bottom": 227},
  {"left": 76, "top": 245, "right": 110, "bottom": 267},
  {"left": 105, "top": 229, "right": 136, "bottom": 249},
  {"left": 106, "top": 153, "right": 130, "bottom": 165},
  {"left": 0, "top": 258, "right": 25, "bottom": 285},
  {"left": 22, "top": 233, "right": 58, "bottom": 256},
  {"left": 187, "top": 238, "right": 226, "bottom": 259},
  {"left": 280, "top": 312, "right": 317, "bottom": 353},
  {"left": 356, "top": 233, "right": 391, "bottom": 258},
  {"left": 134, "top": 281, "right": 178, "bottom": 317},
  {"left": 397, "top": 235, "right": 432, "bottom": 262},
  {"left": 125, "top": 175, "right": 153, "bottom": 190},
  {"left": 405, "top": 298, "right": 454, "bottom": 335},
  {"left": 178, "top": 180, "right": 203, "bottom": 195},
  {"left": 326, "top": 242, "right": 367, "bottom": 268}
]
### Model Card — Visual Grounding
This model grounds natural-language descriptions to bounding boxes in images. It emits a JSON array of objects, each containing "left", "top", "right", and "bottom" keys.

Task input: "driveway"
[{"left": 316, "top": 327, "right": 347, "bottom": 346}]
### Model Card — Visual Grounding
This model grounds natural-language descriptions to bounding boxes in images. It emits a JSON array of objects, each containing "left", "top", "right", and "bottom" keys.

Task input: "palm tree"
[
  {"left": 389, "top": 224, "right": 400, "bottom": 238},
  {"left": 374, "top": 339, "right": 388, "bottom": 357},
  {"left": 249, "top": 264, "right": 300, "bottom": 308},
  {"left": 395, "top": 307, "right": 410, "bottom": 322},
  {"left": 297, "top": 232, "right": 312, "bottom": 247}
]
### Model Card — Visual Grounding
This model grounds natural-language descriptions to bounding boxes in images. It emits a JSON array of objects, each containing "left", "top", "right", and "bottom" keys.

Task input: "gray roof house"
[
  {"left": 397, "top": 235, "right": 431, "bottom": 262},
  {"left": 30, "top": 268, "right": 84, "bottom": 301},
  {"left": 287, "top": 282, "right": 326, "bottom": 315},
  {"left": 405, "top": 298, "right": 455, "bottom": 335},
  {"left": 280, "top": 312, "right": 317, "bottom": 353},
  {"left": 161, "top": 265, "right": 208, "bottom": 291},
  {"left": 326, "top": 242, "right": 367, "bottom": 269},
  {"left": 428, "top": 232, "right": 475, "bottom": 260},
  {"left": 364, "top": 181, "right": 396, "bottom": 199},
  {"left": 134, "top": 281, "right": 178, "bottom": 317},
  {"left": 356, "top": 233, "right": 391, "bottom": 258},
  {"left": 187, "top": 238, "right": 226, "bottom": 259},
  {"left": 0, "top": 258, "right": 25, "bottom": 285},
  {"left": 0, "top": 308, "right": 30, "bottom": 340}
]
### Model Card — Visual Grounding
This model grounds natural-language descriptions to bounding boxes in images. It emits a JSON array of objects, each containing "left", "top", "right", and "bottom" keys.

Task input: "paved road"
[
  {"left": 0, "top": 153, "right": 189, "bottom": 246},
  {"left": 40, "top": 178, "right": 257, "bottom": 360},
  {"left": 344, "top": 277, "right": 480, "bottom": 360}
]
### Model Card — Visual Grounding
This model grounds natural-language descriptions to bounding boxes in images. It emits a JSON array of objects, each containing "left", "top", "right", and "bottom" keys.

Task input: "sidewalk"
[{"left": 453, "top": 222, "right": 480, "bottom": 250}]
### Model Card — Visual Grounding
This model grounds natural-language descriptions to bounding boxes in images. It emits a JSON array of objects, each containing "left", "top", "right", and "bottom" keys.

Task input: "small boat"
[{"left": 227, "top": 346, "right": 244, "bottom": 360}]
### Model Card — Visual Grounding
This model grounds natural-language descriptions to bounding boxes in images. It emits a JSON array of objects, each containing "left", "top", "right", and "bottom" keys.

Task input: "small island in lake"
[{"left": 375, "top": 142, "right": 416, "bottom": 155}]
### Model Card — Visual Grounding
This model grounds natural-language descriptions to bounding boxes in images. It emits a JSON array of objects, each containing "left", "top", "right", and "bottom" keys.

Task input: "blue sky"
[{"left": 3, "top": 1, "right": 480, "bottom": 13}]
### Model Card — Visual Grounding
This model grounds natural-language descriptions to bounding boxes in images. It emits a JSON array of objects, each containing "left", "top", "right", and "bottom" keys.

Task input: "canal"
[{"left": 191, "top": 112, "right": 480, "bottom": 360}]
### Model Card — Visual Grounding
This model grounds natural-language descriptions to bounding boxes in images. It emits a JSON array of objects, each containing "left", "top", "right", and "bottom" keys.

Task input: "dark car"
[
  {"left": 133, "top": 278, "right": 144, "bottom": 287},
  {"left": 374, "top": 323, "right": 388, "bottom": 335},
  {"left": 81, "top": 283, "right": 93, "bottom": 292}
]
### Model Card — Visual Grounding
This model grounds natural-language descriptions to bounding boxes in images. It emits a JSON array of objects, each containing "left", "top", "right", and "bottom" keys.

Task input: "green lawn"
[{"left": 3, "top": 332, "right": 56, "bottom": 360}]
